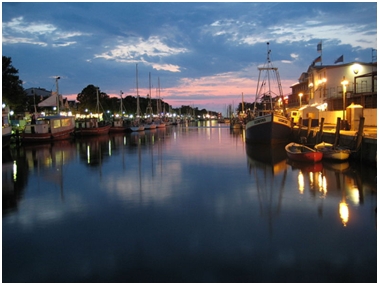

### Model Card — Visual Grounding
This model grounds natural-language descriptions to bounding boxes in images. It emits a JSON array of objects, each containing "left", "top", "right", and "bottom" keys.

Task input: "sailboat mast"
[
  {"left": 157, "top": 77, "right": 161, "bottom": 115},
  {"left": 96, "top": 87, "right": 100, "bottom": 115},
  {"left": 120, "top": 90, "right": 123, "bottom": 115},
  {"left": 136, "top": 64, "right": 140, "bottom": 117},
  {"left": 242, "top": 92, "right": 244, "bottom": 113},
  {"left": 55, "top": 76, "right": 60, "bottom": 114},
  {"left": 266, "top": 42, "right": 273, "bottom": 110}
]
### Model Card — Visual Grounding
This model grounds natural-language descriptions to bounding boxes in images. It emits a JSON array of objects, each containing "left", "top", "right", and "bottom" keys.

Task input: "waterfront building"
[
  {"left": 289, "top": 61, "right": 376, "bottom": 111},
  {"left": 288, "top": 60, "right": 377, "bottom": 128}
]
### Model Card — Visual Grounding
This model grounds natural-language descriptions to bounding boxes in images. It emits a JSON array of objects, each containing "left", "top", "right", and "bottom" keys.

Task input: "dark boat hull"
[
  {"left": 245, "top": 113, "right": 291, "bottom": 144},
  {"left": 75, "top": 124, "right": 111, "bottom": 136}
]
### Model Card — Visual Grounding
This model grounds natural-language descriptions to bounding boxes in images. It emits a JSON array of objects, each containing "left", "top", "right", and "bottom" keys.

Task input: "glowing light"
[
  {"left": 87, "top": 145, "right": 90, "bottom": 164},
  {"left": 318, "top": 172, "right": 327, "bottom": 195},
  {"left": 13, "top": 160, "right": 17, "bottom": 181},
  {"left": 351, "top": 63, "right": 362, "bottom": 75},
  {"left": 339, "top": 202, "right": 349, "bottom": 226},
  {"left": 298, "top": 171, "right": 304, "bottom": 194}
]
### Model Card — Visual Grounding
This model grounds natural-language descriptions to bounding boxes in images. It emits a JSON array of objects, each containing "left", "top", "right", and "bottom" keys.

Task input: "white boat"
[
  {"left": 22, "top": 115, "right": 75, "bottom": 142},
  {"left": 245, "top": 42, "right": 292, "bottom": 144},
  {"left": 314, "top": 141, "right": 351, "bottom": 161}
]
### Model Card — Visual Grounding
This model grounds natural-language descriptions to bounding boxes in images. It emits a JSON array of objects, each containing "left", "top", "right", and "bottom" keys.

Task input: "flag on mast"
[
  {"left": 317, "top": 41, "right": 322, "bottom": 53},
  {"left": 312, "top": 55, "right": 322, "bottom": 66},
  {"left": 334, "top": 55, "right": 344, "bottom": 64}
]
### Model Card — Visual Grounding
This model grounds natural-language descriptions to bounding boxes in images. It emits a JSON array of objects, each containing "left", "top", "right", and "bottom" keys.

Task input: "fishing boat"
[
  {"left": 245, "top": 42, "right": 292, "bottom": 144},
  {"left": 21, "top": 115, "right": 75, "bottom": 142},
  {"left": 75, "top": 88, "right": 111, "bottom": 136},
  {"left": 110, "top": 91, "right": 130, "bottom": 133},
  {"left": 75, "top": 117, "right": 111, "bottom": 136},
  {"left": 285, "top": 142, "right": 323, "bottom": 163},
  {"left": 2, "top": 106, "right": 12, "bottom": 147},
  {"left": 314, "top": 141, "right": 351, "bottom": 161}
]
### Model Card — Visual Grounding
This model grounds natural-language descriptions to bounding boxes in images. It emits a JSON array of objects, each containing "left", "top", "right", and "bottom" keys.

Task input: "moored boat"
[
  {"left": 245, "top": 42, "right": 292, "bottom": 144},
  {"left": 110, "top": 91, "right": 130, "bottom": 133},
  {"left": 285, "top": 142, "right": 323, "bottom": 163},
  {"left": 110, "top": 117, "right": 130, "bottom": 133},
  {"left": 314, "top": 141, "right": 351, "bottom": 161},
  {"left": 75, "top": 117, "right": 111, "bottom": 136},
  {"left": 75, "top": 87, "right": 111, "bottom": 136},
  {"left": 130, "top": 63, "right": 145, "bottom": 132},
  {"left": 21, "top": 115, "right": 75, "bottom": 143}
]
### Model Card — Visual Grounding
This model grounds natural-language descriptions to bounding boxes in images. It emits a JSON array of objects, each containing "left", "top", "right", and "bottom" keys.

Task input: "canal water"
[{"left": 2, "top": 122, "right": 377, "bottom": 282}]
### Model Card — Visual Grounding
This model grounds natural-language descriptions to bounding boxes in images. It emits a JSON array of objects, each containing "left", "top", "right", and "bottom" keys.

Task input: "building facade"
[{"left": 289, "top": 62, "right": 377, "bottom": 111}]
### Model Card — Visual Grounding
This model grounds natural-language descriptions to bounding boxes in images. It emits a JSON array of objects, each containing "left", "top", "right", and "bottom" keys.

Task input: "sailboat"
[
  {"left": 144, "top": 72, "right": 157, "bottom": 130},
  {"left": 245, "top": 42, "right": 292, "bottom": 144},
  {"left": 230, "top": 92, "right": 245, "bottom": 129},
  {"left": 75, "top": 87, "right": 111, "bottom": 136},
  {"left": 154, "top": 77, "right": 166, "bottom": 128},
  {"left": 130, "top": 64, "right": 145, "bottom": 132}
]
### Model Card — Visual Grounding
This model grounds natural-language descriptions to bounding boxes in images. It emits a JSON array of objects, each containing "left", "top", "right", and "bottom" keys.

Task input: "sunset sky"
[{"left": 2, "top": 2, "right": 377, "bottom": 114}]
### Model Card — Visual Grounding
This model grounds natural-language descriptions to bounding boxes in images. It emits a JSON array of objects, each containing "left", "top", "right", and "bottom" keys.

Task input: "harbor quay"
[{"left": 292, "top": 124, "right": 377, "bottom": 165}]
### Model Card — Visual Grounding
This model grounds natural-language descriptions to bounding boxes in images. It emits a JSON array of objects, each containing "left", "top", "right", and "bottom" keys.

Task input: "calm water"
[{"left": 2, "top": 122, "right": 377, "bottom": 282}]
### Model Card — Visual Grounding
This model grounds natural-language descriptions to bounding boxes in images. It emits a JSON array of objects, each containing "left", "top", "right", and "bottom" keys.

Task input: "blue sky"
[{"left": 2, "top": 2, "right": 377, "bottom": 113}]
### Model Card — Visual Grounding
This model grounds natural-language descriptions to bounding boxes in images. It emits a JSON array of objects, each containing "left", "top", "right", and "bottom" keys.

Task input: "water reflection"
[
  {"left": 3, "top": 141, "right": 76, "bottom": 216},
  {"left": 246, "top": 143, "right": 376, "bottom": 228},
  {"left": 246, "top": 144, "right": 287, "bottom": 236},
  {"left": 2, "top": 125, "right": 376, "bottom": 283}
]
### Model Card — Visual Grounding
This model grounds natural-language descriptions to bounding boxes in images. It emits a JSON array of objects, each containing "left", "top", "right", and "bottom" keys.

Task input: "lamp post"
[
  {"left": 341, "top": 76, "right": 348, "bottom": 130},
  {"left": 298, "top": 93, "right": 303, "bottom": 108}
]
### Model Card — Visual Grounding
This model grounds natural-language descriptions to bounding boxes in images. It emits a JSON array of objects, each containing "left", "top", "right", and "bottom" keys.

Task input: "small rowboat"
[
  {"left": 314, "top": 142, "right": 351, "bottom": 161},
  {"left": 285, "top": 142, "right": 323, "bottom": 163}
]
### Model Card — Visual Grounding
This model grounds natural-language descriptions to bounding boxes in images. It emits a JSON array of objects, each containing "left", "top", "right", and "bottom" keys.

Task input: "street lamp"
[
  {"left": 298, "top": 93, "right": 303, "bottom": 108},
  {"left": 341, "top": 76, "right": 349, "bottom": 130}
]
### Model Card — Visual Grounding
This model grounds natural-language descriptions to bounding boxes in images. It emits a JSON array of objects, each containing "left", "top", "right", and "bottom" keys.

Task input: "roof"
[{"left": 25, "top": 87, "right": 52, "bottom": 97}]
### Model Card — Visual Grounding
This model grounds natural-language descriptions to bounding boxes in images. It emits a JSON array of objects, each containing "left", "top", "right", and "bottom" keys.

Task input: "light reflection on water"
[{"left": 2, "top": 123, "right": 377, "bottom": 282}]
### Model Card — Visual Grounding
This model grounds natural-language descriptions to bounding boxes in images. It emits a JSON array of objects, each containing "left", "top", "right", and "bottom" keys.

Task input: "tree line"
[{"left": 2, "top": 56, "right": 218, "bottom": 118}]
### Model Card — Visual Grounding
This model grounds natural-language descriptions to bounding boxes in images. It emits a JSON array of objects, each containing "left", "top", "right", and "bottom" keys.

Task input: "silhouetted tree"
[
  {"left": 76, "top": 85, "right": 110, "bottom": 113},
  {"left": 2, "top": 56, "right": 26, "bottom": 111}
]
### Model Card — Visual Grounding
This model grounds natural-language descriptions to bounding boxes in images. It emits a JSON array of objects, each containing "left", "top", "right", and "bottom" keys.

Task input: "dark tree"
[
  {"left": 76, "top": 85, "right": 109, "bottom": 113},
  {"left": 2, "top": 56, "right": 26, "bottom": 111}
]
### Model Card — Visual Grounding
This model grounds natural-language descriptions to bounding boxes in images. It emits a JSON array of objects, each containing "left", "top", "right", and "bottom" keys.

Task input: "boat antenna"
[{"left": 267, "top": 42, "right": 271, "bottom": 64}]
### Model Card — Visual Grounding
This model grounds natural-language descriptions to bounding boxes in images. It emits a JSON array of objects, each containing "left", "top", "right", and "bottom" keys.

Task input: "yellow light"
[
  {"left": 351, "top": 63, "right": 362, "bottom": 75},
  {"left": 298, "top": 171, "right": 304, "bottom": 194},
  {"left": 339, "top": 202, "right": 349, "bottom": 226},
  {"left": 298, "top": 93, "right": 303, "bottom": 108}
]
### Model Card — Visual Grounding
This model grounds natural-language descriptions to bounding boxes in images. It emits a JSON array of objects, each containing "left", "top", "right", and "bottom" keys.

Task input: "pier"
[{"left": 292, "top": 117, "right": 377, "bottom": 165}]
